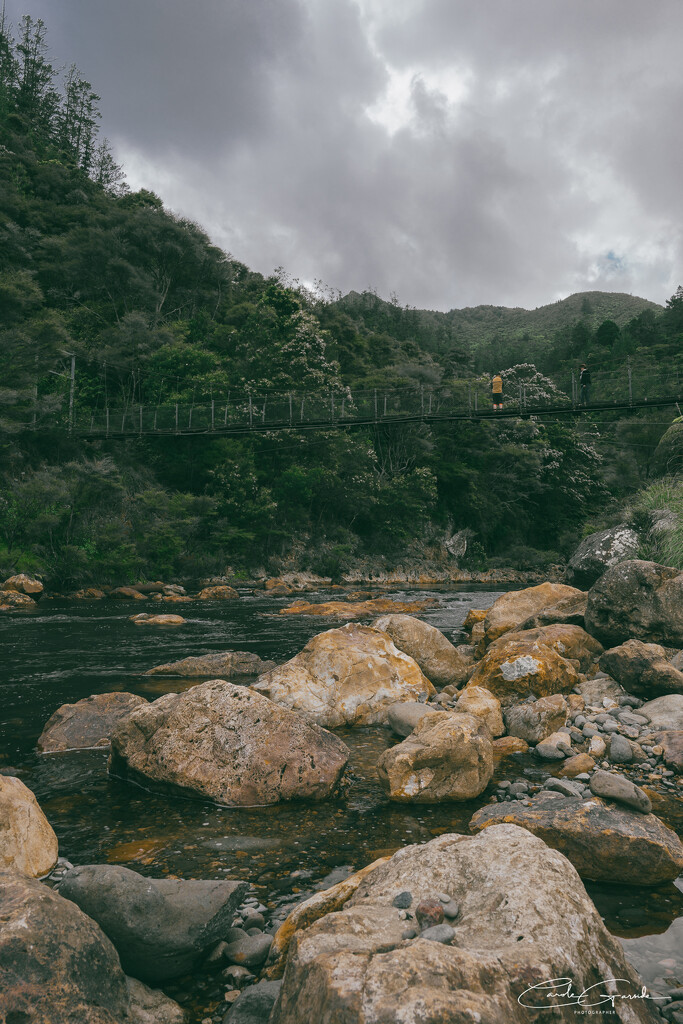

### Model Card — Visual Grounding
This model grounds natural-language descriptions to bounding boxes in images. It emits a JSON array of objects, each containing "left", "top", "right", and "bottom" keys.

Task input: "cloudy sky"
[{"left": 6, "top": 0, "right": 683, "bottom": 310}]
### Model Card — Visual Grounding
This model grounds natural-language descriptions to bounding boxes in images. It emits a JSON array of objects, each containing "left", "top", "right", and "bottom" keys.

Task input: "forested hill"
[{"left": 335, "top": 289, "right": 663, "bottom": 373}]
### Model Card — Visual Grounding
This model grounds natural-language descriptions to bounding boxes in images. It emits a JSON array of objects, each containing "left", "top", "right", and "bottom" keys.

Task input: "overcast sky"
[{"left": 6, "top": 0, "right": 683, "bottom": 310}]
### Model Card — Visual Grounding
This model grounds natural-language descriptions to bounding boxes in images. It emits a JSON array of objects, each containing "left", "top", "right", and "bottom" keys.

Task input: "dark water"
[{"left": 1, "top": 586, "right": 682, "bottom": 1019}]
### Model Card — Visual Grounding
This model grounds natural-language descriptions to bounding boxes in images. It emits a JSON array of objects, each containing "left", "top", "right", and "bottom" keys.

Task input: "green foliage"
[{"left": 626, "top": 478, "right": 683, "bottom": 570}]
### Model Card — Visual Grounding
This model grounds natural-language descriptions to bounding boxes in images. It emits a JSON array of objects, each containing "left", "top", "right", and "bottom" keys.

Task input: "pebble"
[
  {"left": 437, "top": 892, "right": 451, "bottom": 903},
  {"left": 498, "top": 780, "right": 511, "bottom": 790},
  {"left": 535, "top": 743, "right": 566, "bottom": 761},
  {"left": 392, "top": 890, "right": 412, "bottom": 909},
  {"left": 415, "top": 899, "right": 444, "bottom": 929},
  {"left": 402, "top": 928, "right": 417, "bottom": 940},
  {"left": 543, "top": 778, "right": 582, "bottom": 798},
  {"left": 575, "top": 773, "right": 591, "bottom": 781},
  {"left": 609, "top": 734, "right": 634, "bottom": 763},
  {"left": 443, "top": 901, "right": 460, "bottom": 919},
  {"left": 420, "top": 924, "right": 455, "bottom": 944}
]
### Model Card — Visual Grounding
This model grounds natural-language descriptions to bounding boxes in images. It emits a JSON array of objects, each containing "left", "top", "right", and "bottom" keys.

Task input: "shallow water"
[{"left": 1, "top": 586, "right": 682, "bottom": 1020}]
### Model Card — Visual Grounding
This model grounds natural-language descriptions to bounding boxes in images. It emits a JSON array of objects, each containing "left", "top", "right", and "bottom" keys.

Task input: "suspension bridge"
[{"left": 7, "top": 360, "right": 683, "bottom": 438}]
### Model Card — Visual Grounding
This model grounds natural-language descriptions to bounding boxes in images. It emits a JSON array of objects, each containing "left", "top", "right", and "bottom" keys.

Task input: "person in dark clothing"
[{"left": 580, "top": 364, "right": 591, "bottom": 406}]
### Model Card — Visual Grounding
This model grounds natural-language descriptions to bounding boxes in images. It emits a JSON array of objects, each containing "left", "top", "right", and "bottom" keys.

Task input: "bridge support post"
[
  {"left": 249, "top": 396, "right": 253, "bottom": 428},
  {"left": 628, "top": 360, "right": 633, "bottom": 407},
  {"left": 374, "top": 390, "right": 378, "bottom": 421},
  {"left": 211, "top": 399, "right": 215, "bottom": 431},
  {"left": 289, "top": 393, "right": 293, "bottom": 425},
  {"left": 139, "top": 405, "right": 143, "bottom": 434},
  {"left": 106, "top": 408, "right": 109, "bottom": 437},
  {"left": 175, "top": 403, "right": 178, "bottom": 434}
]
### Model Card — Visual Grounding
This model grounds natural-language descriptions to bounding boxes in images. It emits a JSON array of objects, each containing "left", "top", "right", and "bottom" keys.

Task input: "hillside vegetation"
[{"left": 1, "top": 15, "right": 682, "bottom": 587}]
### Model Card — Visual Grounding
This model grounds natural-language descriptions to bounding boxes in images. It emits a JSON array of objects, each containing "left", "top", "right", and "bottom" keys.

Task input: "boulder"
[
  {"left": 71, "top": 587, "right": 106, "bottom": 600},
  {"left": 279, "top": 597, "right": 436, "bottom": 618},
  {"left": 557, "top": 753, "right": 596, "bottom": 776},
  {"left": 130, "top": 613, "right": 185, "bottom": 626},
  {"left": 38, "top": 692, "right": 148, "bottom": 752},
  {"left": 503, "top": 694, "right": 568, "bottom": 744},
  {"left": 655, "top": 730, "right": 683, "bottom": 772},
  {"left": 197, "top": 585, "right": 239, "bottom": 600},
  {"left": 517, "top": 590, "right": 588, "bottom": 630},
  {"left": 462, "top": 608, "right": 487, "bottom": 631},
  {"left": 467, "top": 637, "right": 580, "bottom": 705},
  {"left": 109, "top": 680, "right": 349, "bottom": 806},
  {"left": 566, "top": 525, "right": 640, "bottom": 588},
  {"left": 109, "top": 587, "right": 147, "bottom": 600},
  {"left": 253, "top": 624, "right": 435, "bottom": 728},
  {"left": 387, "top": 701, "right": 438, "bottom": 737},
  {"left": 492, "top": 736, "right": 529, "bottom": 758},
  {"left": 376, "top": 712, "right": 493, "bottom": 802},
  {"left": 470, "top": 620, "right": 486, "bottom": 657},
  {"left": 126, "top": 977, "right": 186, "bottom": 1024},
  {"left": 0, "top": 776, "right": 58, "bottom": 876},
  {"left": 585, "top": 559, "right": 683, "bottom": 647},
  {"left": 576, "top": 676, "right": 626, "bottom": 706},
  {"left": 371, "top": 614, "right": 469, "bottom": 687},
  {"left": 489, "top": 623, "right": 602, "bottom": 673},
  {"left": 452, "top": 685, "right": 504, "bottom": 737},
  {"left": 269, "top": 825, "right": 658, "bottom": 1024},
  {"left": 0, "top": 589, "right": 37, "bottom": 610},
  {"left": 589, "top": 770, "right": 652, "bottom": 813},
  {"left": 483, "top": 582, "right": 583, "bottom": 642},
  {"left": 0, "top": 869, "right": 133, "bottom": 1023},
  {"left": 599, "top": 639, "right": 683, "bottom": 699},
  {"left": 639, "top": 693, "right": 683, "bottom": 730},
  {"left": 2, "top": 572, "right": 43, "bottom": 595},
  {"left": 145, "top": 651, "right": 276, "bottom": 678},
  {"left": 59, "top": 864, "right": 248, "bottom": 982},
  {"left": 652, "top": 420, "right": 683, "bottom": 475},
  {"left": 224, "top": 981, "right": 282, "bottom": 1024},
  {"left": 470, "top": 794, "right": 683, "bottom": 884}
]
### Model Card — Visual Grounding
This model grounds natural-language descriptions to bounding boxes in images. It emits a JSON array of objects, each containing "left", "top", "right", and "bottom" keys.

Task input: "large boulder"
[
  {"left": 109, "top": 680, "right": 349, "bottom": 806},
  {"left": 253, "top": 624, "right": 435, "bottom": 728},
  {"left": 145, "top": 651, "right": 276, "bottom": 678},
  {"left": 0, "top": 776, "right": 58, "bottom": 877},
  {"left": 37, "top": 692, "right": 148, "bottom": 752},
  {"left": 270, "top": 825, "right": 658, "bottom": 1024},
  {"left": 517, "top": 590, "right": 588, "bottom": 630},
  {"left": 489, "top": 623, "right": 602, "bottom": 673},
  {"left": 2, "top": 572, "right": 43, "bottom": 596},
  {"left": 639, "top": 693, "right": 683, "bottom": 730},
  {"left": 483, "top": 582, "right": 583, "bottom": 642},
  {"left": 467, "top": 636, "right": 580, "bottom": 705},
  {"left": 566, "top": 525, "right": 640, "bottom": 588},
  {"left": 503, "top": 694, "right": 568, "bottom": 744},
  {"left": 371, "top": 614, "right": 470, "bottom": 687},
  {"left": 376, "top": 712, "right": 493, "bottom": 802},
  {"left": 0, "top": 589, "right": 37, "bottom": 610},
  {"left": 452, "top": 685, "right": 504, "bottom": 737},
  {"left": 652, "top": 420, "right": 683, "bottom": 475},
  {"left": 599, "top": 639, "right": 683, "bottom": 698},
  {"left": 585, "top": 559, "right": 683, "bottom": 647},
  {"left": 0, "top": 869, "right": 130, "bottom": 1024},
  {"left": 470, "top": 793, "right": 683, "bottom": 884},
  {"left": 59, "top": 864, "right": 248, "bottom": 982}
]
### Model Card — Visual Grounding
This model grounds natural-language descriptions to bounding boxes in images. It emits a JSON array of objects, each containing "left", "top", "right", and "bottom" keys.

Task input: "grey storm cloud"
[{"left": 5, "top": 0, "right": 683, "bottom": 310}]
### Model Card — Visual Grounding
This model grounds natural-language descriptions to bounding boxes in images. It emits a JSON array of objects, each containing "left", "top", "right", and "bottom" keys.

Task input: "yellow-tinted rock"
[
  {"left": 484, "top": 583, "right": 583, "bottom": 643},
  {"left": 0, "top": 591, "right": 37, "bottom": 611},
  {"left": 2, "top": 573, "right": 43, "bottom": 596},
  {"left": 0, "top": 777, "right": 58, "bottom": 877},
  {"left": 130, "top": 613, "right": 185, "bottom": 626},
  {"left": 254, "top": 623, "right": 435, "bottom": 727},
  {"left": 372, "top": 614, "right": 470, "bottom": 687},
  {"left": 197, "top": 585, "right": 239, "bottom": 600},
  {"left": 453, "top": 685, "right": 504, "bottom": 737},
  {"left": 462, "top": 608, "right": 487, "bottom": 632},
  {"left": 467, "top": 637, "right": 580, "bottom": 705},
  {"left": 558, "top": 753, "right": 596, "bottom": 777},
  {"left": 490, "top": 624, "right": 602, "bottom": 673},
  {"left": 280, "top": 598, "right": 435, "bottom": 618},
  {"left": 264, "top": 856, "right": 391, "bottom": 979},
  {"left": 376, "top": 712, "right": 493, "bottom": 802},
  {"left": 109, "top": 587, "right": 147, "bottom": 600},
  {"left": 492, "top": 736, "right": 529, "bottom": 758},
  {"left": 470, "top": 621, "right": 486, "bottom": 658}
]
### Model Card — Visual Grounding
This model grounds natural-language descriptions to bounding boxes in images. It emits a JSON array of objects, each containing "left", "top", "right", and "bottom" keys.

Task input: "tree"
[{"left": 15, "top": 16, "right": 59, "bottom": 138}]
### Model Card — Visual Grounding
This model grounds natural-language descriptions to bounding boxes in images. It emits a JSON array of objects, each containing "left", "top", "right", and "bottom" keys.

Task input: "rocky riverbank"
[{"left": 1, "top": 556, "right": 683, "bottom": 1022}]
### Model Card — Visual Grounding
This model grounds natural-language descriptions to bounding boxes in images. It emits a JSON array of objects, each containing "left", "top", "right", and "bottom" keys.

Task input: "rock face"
[
  {"left": 253, "top": 624, "right": 435, "bottom": 728},
  {"left": 109, "top": 680, "right": 349, "bottom": 806},
  {"left": 600, "top": 639, "right": 683, "bottom": 698},
  {"left": 503, "top": 694, "right": 568, "bottom": 744},
  {"left": 0, "top": 869, "right": 131, "bottom": 1024},
  {"left": 483, "top": 582, "right": 583, "bottom": 642},
  {"left": 585, "top": 559, "right": 683, "bottom": 647},
  {"left": 467, "top": 637, "right": 580, "bottom": 705},
  {"left": 452, "top": 685, "right": 504, "bottom": 737},
  {"left": 376, "top": 712, "right": 493, "bottom": 802},
  {"left": 0, "top": 776, "right": 58, "bottom": 876},
  {"left": 371, "top": 614, "right": 469, "bottom": 687},
  {"left": 387, "top": 701, "right": 438, "bottom": 737},
  {"left": 270, "top": 825, "right": 658, "bottom": 1024},
  {"left": 59, "top": 864, "right": 248, "bottom": 982},
  {"left": 639, "top": 693, "right": 683, "bottom": 730},
  {"left": 38, "top": 692, "right": 148, "bottom": 752},
  {"left": 566, "top": 525, "right": 641, "bottom": 588},
  {"left": 470, "top": 794, "right": 683, "bottom": 884},
  {"left": 489, "top": 623, "right": 602, "bottom": 673},
  {"left": 197, "top": 585, "right": 239, "bottom": 600},
  {"left": 2, "top": 572, "right": 43, "bottom": 595},
  {"left": 145, "top": 651, "right": 276, "bottom": 678}
]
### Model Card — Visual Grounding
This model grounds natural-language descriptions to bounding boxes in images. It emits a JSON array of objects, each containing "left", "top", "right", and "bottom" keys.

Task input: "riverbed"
[{"left": 1, "top": 585, "right": 681, "bottom": 1021}]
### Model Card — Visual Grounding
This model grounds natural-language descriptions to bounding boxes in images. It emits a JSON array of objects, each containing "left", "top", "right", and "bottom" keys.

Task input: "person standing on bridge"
[
  {"left": 491, "top": 372, "right": 503, "bottom": 412},
  {"left": 580, "top": 364, "right": 591, "bottom": 406}
]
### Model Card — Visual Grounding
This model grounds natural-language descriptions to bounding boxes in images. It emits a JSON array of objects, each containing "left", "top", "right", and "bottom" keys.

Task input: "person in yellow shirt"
[{"left": 491, "top": 373, "right": 503, "bottom": 411}]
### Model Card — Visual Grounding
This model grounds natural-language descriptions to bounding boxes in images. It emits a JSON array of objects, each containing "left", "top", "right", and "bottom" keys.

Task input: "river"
[{"left": 1, "top": 585, "right": 681, "bottom": 1020}]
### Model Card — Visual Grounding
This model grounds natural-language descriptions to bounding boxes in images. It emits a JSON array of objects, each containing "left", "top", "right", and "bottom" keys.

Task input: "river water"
[{"left": 1, "top": 586, "right": 682, "bottom": 1020}]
